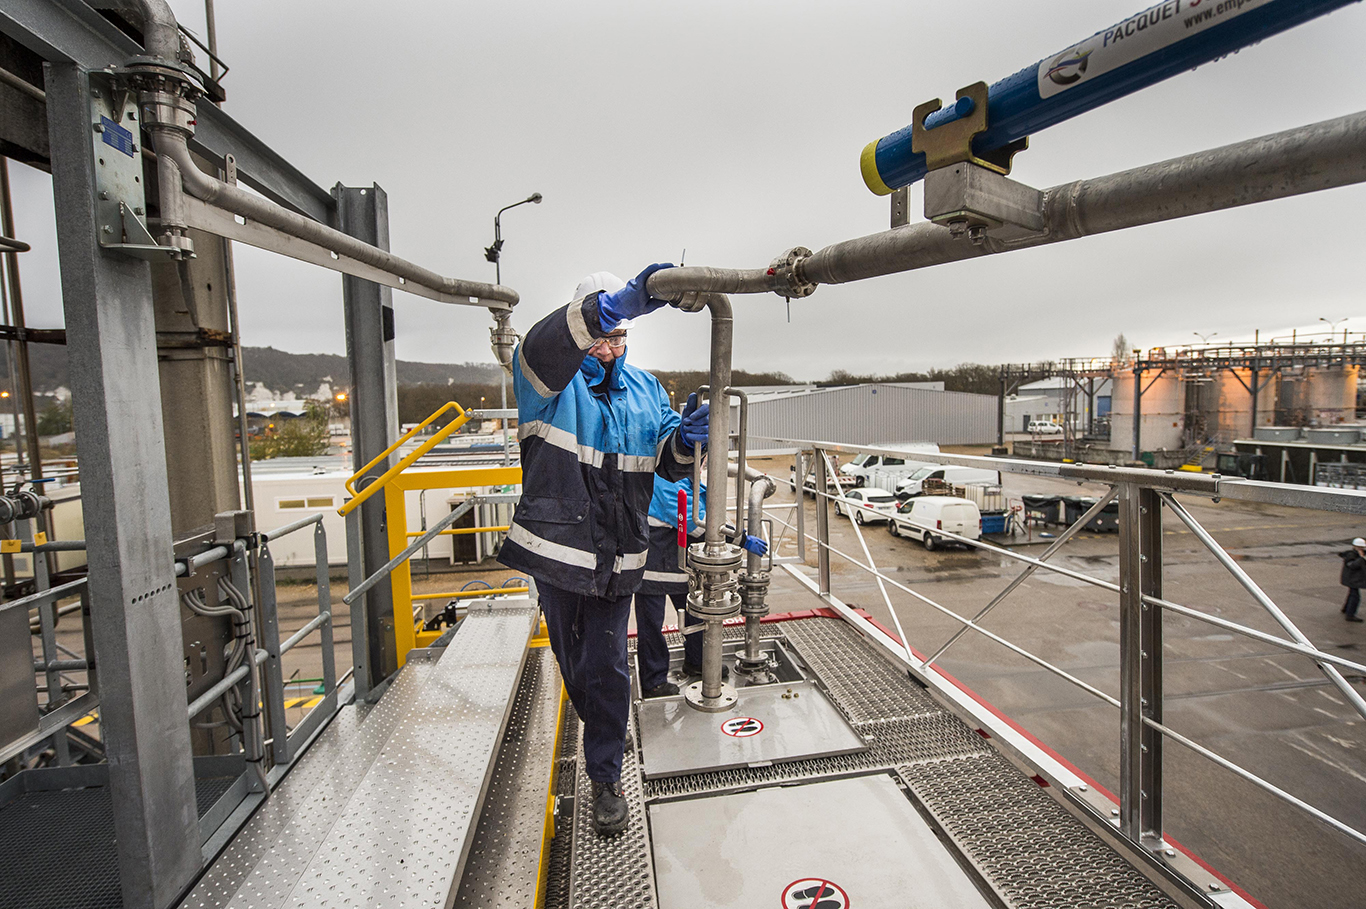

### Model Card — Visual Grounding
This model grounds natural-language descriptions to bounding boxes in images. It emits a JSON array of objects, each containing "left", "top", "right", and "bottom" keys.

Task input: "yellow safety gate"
[{"left": 339, "top": 401, "right": 523, "bottom": 664}]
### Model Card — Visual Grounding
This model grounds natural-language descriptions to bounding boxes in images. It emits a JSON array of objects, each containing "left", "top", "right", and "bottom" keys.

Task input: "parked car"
[
  {"left": 1028, "top": 420, "right": 1064, "bottom": 436},
  {"left": 831, "top": 487, "right": 899, "bottom": 525},
  {"left": 887, "top": 496, "right": 982, "bottom": 551},
  {"left": 896, "top": 465, "right": 1001, "bottom": 498},
  {"left": 791, "top": 464, "right": 858, "bottom": 495},
  {"left": 838, "top": 443, "right": 941, "bottom": 488}
]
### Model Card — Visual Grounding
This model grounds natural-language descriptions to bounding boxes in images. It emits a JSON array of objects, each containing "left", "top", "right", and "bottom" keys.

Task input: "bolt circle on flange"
[{"left": 683, "top": 681, "right": 738, "bottom": 713}]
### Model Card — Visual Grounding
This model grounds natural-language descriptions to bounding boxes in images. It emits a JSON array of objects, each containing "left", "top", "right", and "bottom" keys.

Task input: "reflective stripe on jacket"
[
  {"left": 498, "top": 291, "right": 692, "bottom": 598},
  {"left": 639, "top": 476, "right": 705, "bottom": 595}
]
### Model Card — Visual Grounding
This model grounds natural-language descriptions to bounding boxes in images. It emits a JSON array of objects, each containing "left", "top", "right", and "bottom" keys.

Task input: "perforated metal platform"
[
  {"left": 182, "top": 598, "right": 538, "bottom": 909},
  {"left": 557, "top": 616, "right": 1184, "bottom": 909}
]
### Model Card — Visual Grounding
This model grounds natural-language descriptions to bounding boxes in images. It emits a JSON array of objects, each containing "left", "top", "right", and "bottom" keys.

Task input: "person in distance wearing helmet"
[
  {"left": 499, "top": 264, "right": 709, "bottom": 836},
  {"left": 1339, "top": 537, "right": 1366, "bottom": 622}
]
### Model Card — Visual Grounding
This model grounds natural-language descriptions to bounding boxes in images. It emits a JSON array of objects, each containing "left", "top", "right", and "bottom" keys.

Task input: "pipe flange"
[
  {"left": 768, "top": 247, "right": 817, "bottom": 299},
  {"left": 683, "top": 680, "right": 738, "bottom": 712},
  {"left": 139, "top": 89, "right": 198, "bottom": 136},
  {"left": 685, "top": 588, "right": 741, "bottom": 620},
  {"left": 687, "top": 542, "right": 743, "bottom": 572}
]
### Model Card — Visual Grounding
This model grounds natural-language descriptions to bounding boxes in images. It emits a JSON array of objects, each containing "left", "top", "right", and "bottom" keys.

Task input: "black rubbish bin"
[{"left": 1021, "top": 494, "right": 1063, "bottom": 524}]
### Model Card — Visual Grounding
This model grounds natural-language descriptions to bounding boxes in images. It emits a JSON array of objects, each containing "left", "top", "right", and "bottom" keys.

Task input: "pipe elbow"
[{"left": 137, "top": 0, "right": 186, "bottom": 64}]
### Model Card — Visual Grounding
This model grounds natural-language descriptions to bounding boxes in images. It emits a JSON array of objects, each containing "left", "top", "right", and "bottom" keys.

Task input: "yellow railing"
[
  {"left": 338, "top": 401, "right": 471, "bottom": 517},
  {"left": 338, "top": 400, "right": 523, "bottom": 663}
]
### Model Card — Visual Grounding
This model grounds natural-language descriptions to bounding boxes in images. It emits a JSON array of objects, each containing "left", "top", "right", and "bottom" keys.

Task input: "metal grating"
[
  {"left": 280, "top": 602, "right": 535, "bottom": 908},
  {"left": 541, "top": 709, "right": 580, "bottom": 909},
  {"left": 181, "top": 656, "right": 438, "bottom": 909},
  {"left": 0, "top": 787, "right": 120, "bottom": 909},
  {"left": 568, "top": 712, "right": 656, "bottom": 909},
  {"left": 644, "top": 714, "right": 992, "bottom": 799},
  {"left": 780, "top": 615, "right": 941, "bottom": 723},
  {"left": 451, "top": 646, "right": 562, "bottom": 909},
  {"left": 900, "top": 756, "right": 1181, "bottom": 909}
]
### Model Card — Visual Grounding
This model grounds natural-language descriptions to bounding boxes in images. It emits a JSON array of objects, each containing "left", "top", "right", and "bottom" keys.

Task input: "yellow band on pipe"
[{"left": 860, "top": 140, "right": 895, "bottom": 196}]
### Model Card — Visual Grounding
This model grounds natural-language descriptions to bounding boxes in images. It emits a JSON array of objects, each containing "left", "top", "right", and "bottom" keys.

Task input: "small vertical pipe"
[
  {"left": 314, "top": 522, "right": 336, "bottom": 694},
  {"left": 0, "top": 160, "right": 43, "bottom": 492},
  {"left": 1131, "top": 363, "right": 1143, "bottom": 461},
  {"left": 814, "top": 449, "right": 831, "bottom": 595}
]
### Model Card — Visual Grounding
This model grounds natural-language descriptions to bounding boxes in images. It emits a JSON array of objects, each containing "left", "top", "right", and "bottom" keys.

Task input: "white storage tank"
[{"left": 1110, "top": 369, "right": 1184, "bottom": 454}]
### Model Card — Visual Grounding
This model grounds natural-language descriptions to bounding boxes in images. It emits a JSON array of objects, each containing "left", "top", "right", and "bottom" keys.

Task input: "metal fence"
[{"left": 763, "top": 441, "right": 1366, "bottom": 858}]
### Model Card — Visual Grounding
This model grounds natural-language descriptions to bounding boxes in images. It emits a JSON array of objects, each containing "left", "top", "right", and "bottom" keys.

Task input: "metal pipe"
[
  {"left": 639, "top": 112, "right": 1366, "bottom": 303},
  {"left": 703, "top": 296, "right": 733, "bottom": 546},
  {"left": 153, "top": 130, "right": 518, "bottom": 306},
  {"left": 1159, "top": 492, "right": 1366, "bottom": 720},
  {"left": 859, "top": 0, "right": 1358, "bottom": 193},
  {"left": 814, "top": 111, "right": 1366, "bottom": 285},
  {"left": 263, "top": 512, "right": 323, "bottom": 542},
  {"left": 135, "top": 0, "right": 182, "bottom": 63},
  {"left": 1143, "top": 715, "right": 1366, "bottom": 847},
  {"left": 924, "top": 487, "right": 1120, "bottom": 666},
  {"left": 342, "top": 499, "right": 475, "bottom": 606},
  {"left": 279, "top": 611, "right": 330, "bottom": 655}
]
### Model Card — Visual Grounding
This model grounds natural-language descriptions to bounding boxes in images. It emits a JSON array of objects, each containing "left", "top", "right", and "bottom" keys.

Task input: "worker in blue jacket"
[
  {"left": 500, "top": 264, "right": 707, "bottom": 836},
  {"left": 634, "top": 475, "right": 767, "bottom": 697}
]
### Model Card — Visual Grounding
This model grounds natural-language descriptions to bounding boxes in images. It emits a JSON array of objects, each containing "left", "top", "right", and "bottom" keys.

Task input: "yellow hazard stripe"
[{"left": 860, "top": 140, "right": 894, "bottom": 196}]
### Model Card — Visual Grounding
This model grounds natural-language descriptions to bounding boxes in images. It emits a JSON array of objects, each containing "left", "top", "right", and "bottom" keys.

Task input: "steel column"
[
  {"left": 44, "top": 62, "right": 200, "bottom": 909},
  {"left": 256, "top": 543, "right": 289, "bottom": 766},
  {"left": 814, "top": 449, "right": 831, "bottom": 595},
  {"left": 1118, "top": 483, "right": 1163, "bottom": 844},
  {"left": 336, "top": 184, "right": 399, "bottom": 685}
]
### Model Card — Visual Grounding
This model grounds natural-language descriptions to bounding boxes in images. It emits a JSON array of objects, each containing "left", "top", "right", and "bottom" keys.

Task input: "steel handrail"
[
  {"left": 410, "top": 585, "right": 530, "bottom": 602},
  {"left": 264, "top": 512, "right": 325, "bottom": 542},
  {"left": 339, "top": 402, "right": 471, "bottom": 516},
  {"left": 405, "top": 524, "right": 511, "bottom": 537}
]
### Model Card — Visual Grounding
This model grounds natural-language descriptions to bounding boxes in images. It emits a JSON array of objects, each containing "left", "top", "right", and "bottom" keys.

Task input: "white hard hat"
[
  {"left": 573, "top": 272, "right": 631, "bottom": 331},
  {"left": 1353, "top": 537, "right": 1365, "bottom": 547},
  {"left": 574, "top": 271, "right": 625, "bottom": 301}
]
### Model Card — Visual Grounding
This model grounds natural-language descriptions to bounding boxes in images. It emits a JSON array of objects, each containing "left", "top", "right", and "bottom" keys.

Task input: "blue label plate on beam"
[{"left": 100, "top": 116, "right": 135, "bottom": 157}]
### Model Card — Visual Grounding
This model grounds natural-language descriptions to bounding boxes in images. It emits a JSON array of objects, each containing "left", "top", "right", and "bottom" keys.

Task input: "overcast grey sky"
[{"left": 9, "top": 0, "right": 1366, "bottom": 380}]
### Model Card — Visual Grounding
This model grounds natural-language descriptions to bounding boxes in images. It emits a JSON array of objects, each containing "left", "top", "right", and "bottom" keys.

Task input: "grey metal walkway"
[
  {"left": 554, "top": 616, "right": 1186, "bottom": 909},
  {"left": 181, "top": 598, "right": 537, "bottom": 909}
]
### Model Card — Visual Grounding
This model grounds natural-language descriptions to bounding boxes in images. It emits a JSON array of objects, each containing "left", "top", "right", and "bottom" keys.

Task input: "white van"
[
  {"left": 896, "top": 465, "right": 1001, "bottom": 498},
  {"left": 839, "top": 443, "right": 941, "bottom": 489},
  {"left": 887, "top": 496, "right": 982, "bottom": 551}
]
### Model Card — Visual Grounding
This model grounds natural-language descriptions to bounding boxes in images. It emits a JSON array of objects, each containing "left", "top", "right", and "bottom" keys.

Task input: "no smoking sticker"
[
  {"left": 781, "top": 878, "right": 849, "bottom": 909},
  {"left": 720, "top": 716, "right": 763, "bottom": 738}
]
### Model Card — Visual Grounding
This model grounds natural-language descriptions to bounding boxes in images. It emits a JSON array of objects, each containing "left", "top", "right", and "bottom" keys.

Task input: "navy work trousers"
[
  {"left": 1345, "top": 587, "right": 1360, "bottom": 618},
  {"left": 634, "top": 592, "right": 702, "bottom": 691},
  {"left": 538, "top": 582, "right": 631, "bottom": 783}
]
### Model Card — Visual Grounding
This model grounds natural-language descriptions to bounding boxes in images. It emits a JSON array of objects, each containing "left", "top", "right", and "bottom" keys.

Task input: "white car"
[
  {"left": 832, "top": 487, "right": 899, "bottom": 525},
  {"left": 1028, "top": 420, "right": 1064, "bottom": 436},
  {"left": 888, "top": 496, "right": 982, "bottom": 551}
]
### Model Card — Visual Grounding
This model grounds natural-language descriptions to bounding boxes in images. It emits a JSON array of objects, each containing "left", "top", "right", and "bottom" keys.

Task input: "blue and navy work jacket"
[
  {"left": 639, "top": 476, "right": 705, "bottom": 596},
  {"left": 499, "top": 291, "right": 693, "bottom": 598}
]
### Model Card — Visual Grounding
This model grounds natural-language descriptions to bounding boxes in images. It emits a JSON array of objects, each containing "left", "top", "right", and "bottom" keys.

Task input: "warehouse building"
[{"left": 740, "top": 383, "right": 996, "bottom": 452}]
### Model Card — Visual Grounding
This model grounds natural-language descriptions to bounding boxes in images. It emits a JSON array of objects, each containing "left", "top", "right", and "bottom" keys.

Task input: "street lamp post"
[
  {"left": 1320, "top": 316, "right": 1348, "bottom": 343},
  {"left": 485, "top": 193, "right": 542, "bottom": 466}
]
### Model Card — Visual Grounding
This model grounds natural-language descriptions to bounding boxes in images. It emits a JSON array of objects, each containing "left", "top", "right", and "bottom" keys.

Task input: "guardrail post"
[
  {"left": 794, "top": 449, "right": 807, "bottom": 562},
  {"left": 20, "top": 516, "right": 69, "bottom": 765},
  {"left": 814, "top": 448, "right": 831, "bottom": 595},
  {"left": 314, "top": 522, "right": 336, "bottom": 694},
  {"left": 345, "top": 509, "right": 372, "bottom": 701},
  {"left": 1119, "top": 482, "right": 1163, "bottom": 844},
  {"left": 256, "top": 542, "right": 290, "bottom": 766}
]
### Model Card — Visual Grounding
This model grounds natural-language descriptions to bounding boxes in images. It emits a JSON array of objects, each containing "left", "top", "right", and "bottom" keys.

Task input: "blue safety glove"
[
  {"left": 679, "top": 393, "right": 710, "bottom": 449},
  {"left": 741, "top": 534, "right": 768, "bottom": 556},
  {"left": 599, "top": 263, "right": 674, "bottom": 329}
]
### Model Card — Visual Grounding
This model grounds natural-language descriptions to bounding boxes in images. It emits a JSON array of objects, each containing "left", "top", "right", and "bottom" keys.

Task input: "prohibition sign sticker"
[
  {"left": 781, "top": 878, "right": 849, "bottom": 909},
  {"left": 720, "top": 716, "right": 763, "bottom": 738}
]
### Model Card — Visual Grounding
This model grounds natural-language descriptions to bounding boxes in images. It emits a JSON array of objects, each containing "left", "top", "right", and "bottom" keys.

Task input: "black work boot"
[
  {"left": 642, "top": 680, "right": 679, "bottom": 698},
  {"left": 592, "top": 780, "right": 628, "bottom": 835},
  {"left": 680, "top": 662, "right": 729, "bottom": 682}
]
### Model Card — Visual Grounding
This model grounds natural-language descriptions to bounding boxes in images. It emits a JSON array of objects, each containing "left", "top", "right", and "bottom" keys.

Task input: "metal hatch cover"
[
  {"left": 636, "top": 679, "right": 866, "bottom": 779},
  {"left": 648, "top": 774, "right": 994, "bottom": 909}
]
